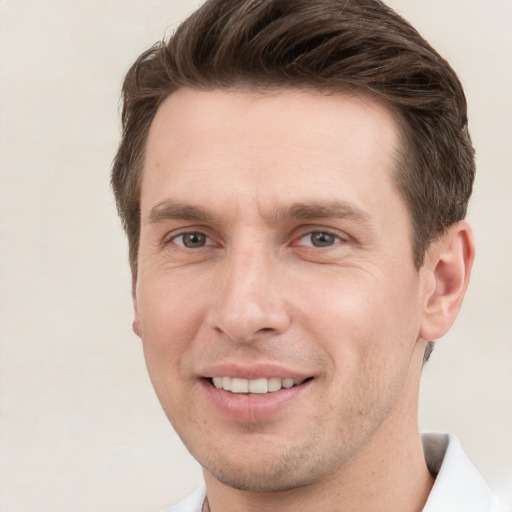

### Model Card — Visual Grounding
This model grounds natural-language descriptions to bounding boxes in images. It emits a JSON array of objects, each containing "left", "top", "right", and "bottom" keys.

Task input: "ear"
[
  {"left": 132, "top": 279, "right": 142, "bottom": 338},
  {"left": 420, "top": 220, "right": 475, "bottom": 341}
]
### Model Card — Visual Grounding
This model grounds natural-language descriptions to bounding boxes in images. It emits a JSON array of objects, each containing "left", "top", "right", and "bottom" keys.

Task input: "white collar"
[{"left": 422, "top": 432, "right": 503, "bottom": 511}]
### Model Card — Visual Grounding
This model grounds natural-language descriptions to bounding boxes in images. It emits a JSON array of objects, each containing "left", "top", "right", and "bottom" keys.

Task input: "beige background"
[{"left": 0, "top": 1, "right": 510, "bottom": 511}]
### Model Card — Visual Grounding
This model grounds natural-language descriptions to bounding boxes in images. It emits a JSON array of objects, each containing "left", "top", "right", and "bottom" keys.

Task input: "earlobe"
[
  {"left": 132, "top": 282, "right": 142, "bottom": 338},
  {"left": 420, "top": 220, "right": 475, "bottom": 341},
  {"left": 132, "top": 309, "right": 142, "bottom": 337}
]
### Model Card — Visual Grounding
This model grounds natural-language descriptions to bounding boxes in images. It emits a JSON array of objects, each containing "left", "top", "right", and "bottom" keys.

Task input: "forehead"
[
  {"left": 141, "top": 87, "right": 405, "bottom": 223},
  {"left": 146, "top": 87, "right": 400, "bottom": 154}
]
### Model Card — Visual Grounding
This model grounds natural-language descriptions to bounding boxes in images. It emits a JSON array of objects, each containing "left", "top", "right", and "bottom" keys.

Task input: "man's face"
[{"left": 135, "top": 88, "right": 432, "bottom": 491}]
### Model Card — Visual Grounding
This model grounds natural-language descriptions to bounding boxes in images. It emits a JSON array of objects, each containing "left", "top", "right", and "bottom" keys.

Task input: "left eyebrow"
[{"left": 271, "top": 201, "right": 372, "bottom": 226}]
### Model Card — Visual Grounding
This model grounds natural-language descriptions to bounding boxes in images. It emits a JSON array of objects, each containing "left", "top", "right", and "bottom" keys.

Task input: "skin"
[{"left": 133, "top": 88, "right": 474, "bottom": 512}]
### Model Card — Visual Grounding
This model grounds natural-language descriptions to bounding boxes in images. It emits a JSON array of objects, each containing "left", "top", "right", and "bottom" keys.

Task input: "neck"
[{"left": 203, "top": 343, "right": 434, "bottom": 512}]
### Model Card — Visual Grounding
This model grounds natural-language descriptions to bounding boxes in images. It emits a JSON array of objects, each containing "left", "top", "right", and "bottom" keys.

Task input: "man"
[{"left": 111, "top": 1, "right": 505, "bottom": 511}]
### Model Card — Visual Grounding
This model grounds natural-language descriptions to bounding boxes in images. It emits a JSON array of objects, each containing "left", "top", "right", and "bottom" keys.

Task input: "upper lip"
[{"left": 198, "top": 362, "right": 313, "bottom": 381}]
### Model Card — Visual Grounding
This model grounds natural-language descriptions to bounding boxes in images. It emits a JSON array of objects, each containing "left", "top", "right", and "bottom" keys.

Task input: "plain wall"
[{"left": 0, "top": 1, "right": 510, "bottom": 510}]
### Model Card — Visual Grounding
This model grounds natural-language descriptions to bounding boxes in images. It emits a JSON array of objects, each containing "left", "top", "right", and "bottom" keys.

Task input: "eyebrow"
[
  {"left": 147, "top": 200, "right": 215, "bottom": 224},
  {"left": 147, "top": 199, "right": 371, "bottom": 227},
  {"left": 274, "top": 201, "right": 371, "bottom": 225}
]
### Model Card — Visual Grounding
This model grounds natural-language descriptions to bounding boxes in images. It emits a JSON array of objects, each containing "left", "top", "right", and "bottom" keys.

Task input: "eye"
[
  {"left": 297, "top": 231, "right": 340, "bottom": 248},
  {"left": 171, "top": 232, "right": 210, "bottom": 249}
]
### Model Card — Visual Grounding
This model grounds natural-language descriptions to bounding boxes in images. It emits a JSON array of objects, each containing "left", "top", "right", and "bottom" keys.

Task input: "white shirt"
[
  {"left": 164, "top": 433, "right": 506, "bottom": 512},
  {"left": 422, "top": 433, "right": 506, "bottom": 511}
]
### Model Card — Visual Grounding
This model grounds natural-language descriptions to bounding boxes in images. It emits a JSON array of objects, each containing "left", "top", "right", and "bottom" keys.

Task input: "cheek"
[
  {"left": 137, "top": 270, "right": 205, "bottom": 339},
  {"left": 136, "top": 278, "right": 207, "bottom": 428},
  {"left": 300, "top": 277, "right": 420, "bottom": 431},
  {"left": 136, "top": 272, "right": 208, "bottom": 392},
  {"left": 299, "top": 268, "right": 421, "bottom": 370}
]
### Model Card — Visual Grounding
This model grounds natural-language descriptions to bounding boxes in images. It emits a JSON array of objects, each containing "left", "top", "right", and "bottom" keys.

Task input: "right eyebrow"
[{"left": 146, "top": 200, "right": 215, "bottom": 224}]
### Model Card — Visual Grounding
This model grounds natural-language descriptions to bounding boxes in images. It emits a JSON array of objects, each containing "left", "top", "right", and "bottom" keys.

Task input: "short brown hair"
[{"left": 112, "top": 0, "right": 475, "bottom": 279}]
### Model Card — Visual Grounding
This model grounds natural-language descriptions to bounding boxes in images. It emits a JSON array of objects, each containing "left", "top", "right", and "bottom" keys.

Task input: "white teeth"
[
  {"left": 268, "top": 377, "right": 282, "bottom": 392},
  {"left": 222, "top": 376, "right": 231, "bottom": 391},
  {"left": 248, "top": 378, "right": 268, "bottom": 394},
  {"left": 282, "top": 378, "right": 294, "bottom": 389},
  {"left": 211, "top": 376, "right": 306, "bottom": 394},
  {"left": 230, "top": 378, "right": 249, "bottom": 393}
]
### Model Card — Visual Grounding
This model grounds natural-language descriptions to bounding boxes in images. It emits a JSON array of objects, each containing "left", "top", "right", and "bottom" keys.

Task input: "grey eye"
[
  {"left": 297, "top": 231, "right": 339, "bottom": 248},
  {"left": 174, "top": 232, "right": 208, "bottom": 248},
  {"left": 309, "top": 232, "right": 337, "bottom": 247}
]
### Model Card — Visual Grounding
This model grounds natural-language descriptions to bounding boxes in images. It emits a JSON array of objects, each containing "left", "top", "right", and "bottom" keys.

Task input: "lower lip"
[{"left": 200, "top": 379, "right": 313, "bottom": 421}]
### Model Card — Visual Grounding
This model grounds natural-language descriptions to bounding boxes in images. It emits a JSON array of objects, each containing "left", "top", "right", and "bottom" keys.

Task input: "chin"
[
  {"left": 206, "top": 463, "right": 321, "bottom": 493},
  {"left": 195, "top": 433, "right": 346, "bottom": 493}
]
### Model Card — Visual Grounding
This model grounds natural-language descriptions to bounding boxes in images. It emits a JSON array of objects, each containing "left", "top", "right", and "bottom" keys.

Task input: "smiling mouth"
[{"left": 208, "top": 376, "right": 313, "bottom": 395}]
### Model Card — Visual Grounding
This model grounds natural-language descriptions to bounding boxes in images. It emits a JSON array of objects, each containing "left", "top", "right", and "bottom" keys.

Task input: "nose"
[{"left": 208, "top": 247, "right": 291, "bottom": 344}]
